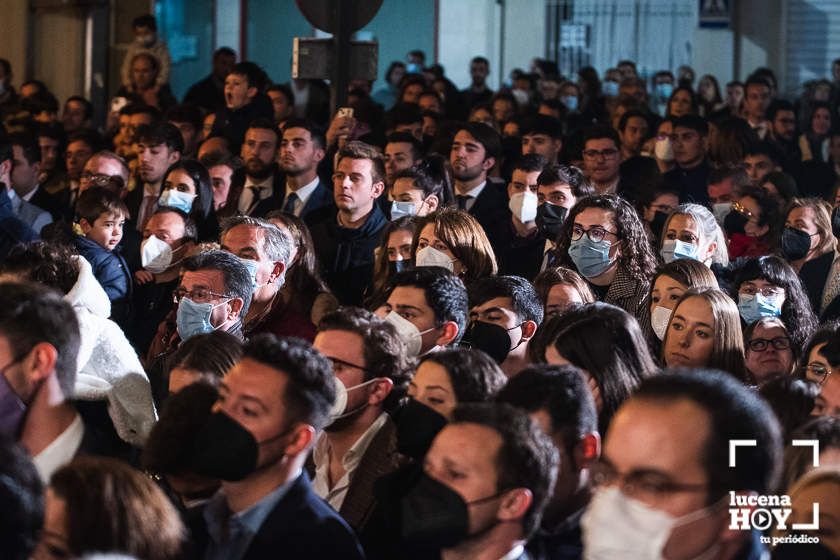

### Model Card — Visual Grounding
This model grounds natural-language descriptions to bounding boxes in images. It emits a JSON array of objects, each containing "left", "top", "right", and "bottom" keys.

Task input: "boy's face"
[
  {"left": 225, "top": 73, "right": 256, "bottom": 110},
  {"left": 82, "top": 212, "right": 125, "bottom": 250}
]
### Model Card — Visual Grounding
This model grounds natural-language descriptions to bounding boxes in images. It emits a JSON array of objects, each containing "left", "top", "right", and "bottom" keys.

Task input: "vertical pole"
[{"left": 331, "top": 0, "right": 351, "bottom": 114}]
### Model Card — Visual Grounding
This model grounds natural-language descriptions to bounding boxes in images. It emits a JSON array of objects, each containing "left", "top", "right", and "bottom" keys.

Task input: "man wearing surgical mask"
[
  {"left": 187, "top": 334, "right": 365, "bottom": 559},
  {"left": 377, "top": 266, "right": 468, "bottom": 357},
  {"left": 497, "top": 154, "right": 548, "bottom": 280},
  {"left": 462, "top": 275, "right": 543, "bottom": 378},
  {"left": 582, "top": 370, "right": 782, "bottom": 560},
  {"left": 128, "top": 208, "right": 196, "bottom": 356},
  {"left": 399, "top": 403, "right": 557, "bottom": 560},
  {"left": 311, "top": 307, "right": 413, "bottom": 539},
  {"left": 220, "top": 216, "right": 306, "bottom": 339}
]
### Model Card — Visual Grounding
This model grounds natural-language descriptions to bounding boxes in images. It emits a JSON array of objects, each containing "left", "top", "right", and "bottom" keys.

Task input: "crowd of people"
[{"left": 1, "top": 12, "right": 840, "bottom": 560}]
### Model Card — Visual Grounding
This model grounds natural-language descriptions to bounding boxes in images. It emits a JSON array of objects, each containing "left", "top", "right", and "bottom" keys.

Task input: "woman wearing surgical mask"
[
  {"left": 724, "top": 186, "right": 782, "bottom": 259},
  {"left": 159, "top": 160, "right": 218, "bottom": 242},
  {"left": 389, "top": 155, "right": 451, "bottom": 220},
  {"left": 662, "top": 288, "right": 747, "bottom": 380},
  {"left": 544, "top": 302, "right": 658, "bottom": 434},
  {"left": 665, "top": 86, "right": 698, "bottom": 119},
  {"left": 264, "top": 211, "right": 339, "bottom": 331},
  {"left": 648, "top": 259, "right": 719, "bottom": 343},
  {"left": 552, "top": 195, "right": 658, "bottom": 334},
  {"left": 659, "top": 203, "right": 729, "bottom": 274},
  {"left": 743, "top": 317, "right": 796, "bottom": 385},
  {"left": 732, "top": 256, "right": 817, "bottom": 351},
  {"left": 412, "top": 209, "right": 497, "bottom": 289},
  {"left": 781, "top": 197, "right": 836, "bottom": 272},
  {"left": 366, "top": 217, "right": 417, "bottom": 310}
]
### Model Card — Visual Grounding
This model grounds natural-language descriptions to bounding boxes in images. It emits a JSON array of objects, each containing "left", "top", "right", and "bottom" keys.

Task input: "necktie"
[
  {"left": 456, "top": 194, "right": 471, "bottom": 211},
  {"left": 246, "top": 186, "right": 262, "bottom": 215},
  {"left": 283, "top": 192, "right": 299, "bottom": 215}
]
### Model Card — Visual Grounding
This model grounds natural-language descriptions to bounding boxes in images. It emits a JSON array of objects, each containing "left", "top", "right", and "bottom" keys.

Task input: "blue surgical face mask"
[
  {"left": 159, "top": 189, "right": 196, "bottom": 214},
  {"left": 602, "top": 80, "right": 619, "bottom": 97},
  {"left": 391, "top": 200, "right": 417, "bottom": 221},
  {"left": 562, "top": 95, "right": 579, "bottom": 111},
  {"left": 238, "top": 257, "right": 260, "bottom": 291},
  {"left": 660, "top": 239, "right": 700, "bottom": 263},
  {"left": 737, "top": 293, "right": 782, "bottom": 325},
  {"left": 656, "top": 83, "right": 674, "bottom": 99},
  {"left": 568, "top": 236, "right": 615, "bottom": 278},
  {"left": 176, "top": 297, "right": 231, "bottom": 341}
]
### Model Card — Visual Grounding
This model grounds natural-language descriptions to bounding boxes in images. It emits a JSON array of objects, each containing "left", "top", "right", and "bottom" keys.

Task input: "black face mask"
[
  {"left": 723, "top": 210, "right": 749, "bottom": 236},
  {"left": 832, "top": 205, "right": 840, "bottom": 239},
  {"left": 189, "top": 412, "right": 288, "bottom": 481},
  {"left": 648, "top": 210, "right": 669, "bottom": 245},
  {"left": 395, "top": 398, "right": 448, "bottom": 461},
  {"left": 388, "top": 260, "right": 413, "bottom": 276},
  {"left": 400, "top": 473, "right": 503, "bottom": 549},
  {"left": 780, "top": 227, "right": 813, "bottom": 261},
  {"left": 535, "top": 202, "right": 568, "bottom": 241},
  {"left": 460, "top": 320, "right": 520, "bottom": 364}
]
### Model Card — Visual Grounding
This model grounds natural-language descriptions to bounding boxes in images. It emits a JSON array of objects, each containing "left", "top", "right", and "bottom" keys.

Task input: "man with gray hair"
[
  {"left": 174, "top": 249, "right": 253, "bottom": 343},
  {"left": 218, "top": 215, "right": 308, "bottom": 339}
]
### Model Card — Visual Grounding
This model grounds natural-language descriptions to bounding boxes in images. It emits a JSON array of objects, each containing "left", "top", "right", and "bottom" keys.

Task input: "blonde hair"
[{"left": 787, "top": 197, "right": 837, "bottom": 257}]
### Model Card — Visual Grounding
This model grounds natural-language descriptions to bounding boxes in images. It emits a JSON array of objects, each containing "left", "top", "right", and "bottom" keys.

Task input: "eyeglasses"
[
  {"left": 590, "top": 461, "right": 707, "bottom": 505},
  {"left": 582, "top": 148, "right": 619, "bottom": 160},
  {"left": 739, "top": 285, "right": 784, "bottom": 298},
  {"left": 173, "top": 287, "right": 231, "bottom": 304},
  {"left": 803, "top": 362, "right": 833, "bottom": 385},
  {"left": 571, "top": 224, "right": 618, "bottom": 243},
  {"left": 327, "top": 356, "right": 369, "bottom": 373},
  {"left": 747, "top": 336, "right": 790, "bottom": 352}
]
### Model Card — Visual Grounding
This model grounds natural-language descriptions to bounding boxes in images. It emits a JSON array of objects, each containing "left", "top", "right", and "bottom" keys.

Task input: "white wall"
[
  {"left": 438, "top": 0, "right": 501, "bottom": 89},
  {"left": 501, "top": 0, "right": 546, "bottom": 82}
]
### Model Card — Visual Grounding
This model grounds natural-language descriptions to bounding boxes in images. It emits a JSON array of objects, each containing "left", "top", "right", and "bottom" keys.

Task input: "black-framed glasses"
[
  {"left": 582, "top": 148, "right": 619, "bottom": 160},
  {"left": 803, "top": 362, "right": 833, "bottom": 386},
  {"left": 747, "top": 337, "right": 790, "bottom": 352},
  {"left": 173, "top": 287, "right": 231, "bottom": 304},
  {"left": 571, "top": 224, "right": 618, "bottom": 243},
  {"left": 327, "top": 356, "right": 370, "bottom": 373}
]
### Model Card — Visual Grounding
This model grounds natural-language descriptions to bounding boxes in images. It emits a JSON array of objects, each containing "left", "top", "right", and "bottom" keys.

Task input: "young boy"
[{"left": 73, "top": 186, "right": 132, "bottom": 327}]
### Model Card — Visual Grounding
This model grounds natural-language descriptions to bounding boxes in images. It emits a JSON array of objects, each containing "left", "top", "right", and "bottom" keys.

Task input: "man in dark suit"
[
  {"left": 450, "top": 122, "right": 509, "bottom": 257},
  {"left": 399, "top": 403, "right": 558, "bottom": 560},
  {"left": 220, "top": 118, "right": 284, "bottom": 219},
  {"left": 277, "top": 117, "right": 333, "bottom": 222},
  {"left": 8, "top": 132, "right": 64, "bottom": 221},
  {"left": 311, "top": 307, "right": 412, "bottom": 543},
  {"left": 188, "top": 334, "right": 365, "bottom": 560}
]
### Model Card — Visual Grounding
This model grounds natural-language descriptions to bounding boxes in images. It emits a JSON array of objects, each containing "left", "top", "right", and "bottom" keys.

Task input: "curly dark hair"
[
  {"left": 554, "top": 194, "right": 658, "bottom": 282},
  {"left": 740, "top": 185, "right": 783, "bottom": 246},
  {"left": 732, "top": 256, "right": 818, "bottom": 350},
  {"left": 2, "top": 241, "right": 80, "bottom": 294},
  {"left": 318, "top": 307, "right": 414, "bottom": 412},
  {"left": 420, "top": 347, "right": 507, "bottom": 404}
]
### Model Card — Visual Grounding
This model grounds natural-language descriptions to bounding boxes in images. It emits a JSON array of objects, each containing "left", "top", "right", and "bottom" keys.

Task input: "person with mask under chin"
[
  {"left": 186, "top": 334, "right": 365, "bottom": 560},
  {"left": 310, "top": 307, "right": 413, "bottom": 551},
  {"left": 460, "top": 275, "right": 543, "bottom": 378}
]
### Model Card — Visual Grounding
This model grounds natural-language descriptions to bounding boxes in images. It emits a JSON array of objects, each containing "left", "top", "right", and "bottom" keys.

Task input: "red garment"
[
  {"left": 246, "top": 298, "right": 317, "bottom": 342},
  {"left": 728, "top": 233, "right": 772, "bottom": 260}
]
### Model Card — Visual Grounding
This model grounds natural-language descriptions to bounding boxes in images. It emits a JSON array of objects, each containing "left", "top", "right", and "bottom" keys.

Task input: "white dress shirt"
[
  {"left": 285, "top": 176, "right": 320, "bottom": 216},
  {"left": 312, "top": 412, "right": 388, "bottom": 511},
  {"left": 238, "top": 175, "right": 274, "bottom": 215},
  {"left": 455, "top": 180, "right": 487, "bottom": 212},
  {"left": 33, "top": 414, "right": 84, "bottom": 484}
]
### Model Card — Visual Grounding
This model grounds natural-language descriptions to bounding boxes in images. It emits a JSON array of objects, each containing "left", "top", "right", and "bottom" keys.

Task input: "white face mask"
[
  {"left": 650, "top": 305, "right": 673, "bottom": 341},
  {"left": 415, "top": 246, "right": 455, "bottom": 272},
  {"left": 508, "top": 190, "right": 539, "bottom": 223},
  {"left": 654, "top": 136, "right": 675, "bottom": 162},
  {"left": 581, "top": 487, "right": 721, "bottom": 560},
  {"left": 384, "top": 311, "right": 436, "bottom": 357},
  {"left": 326, "top": 377, "right": 380, "bottom": 425},
  {"left": 391, "top": 200, "right": 417, "bottom": 221},
  {"left": 712, "top": 202, "right": 731, "bottom": 225},
  {"left": 141, "top": 235, "right": 175, "bottom": 274}
]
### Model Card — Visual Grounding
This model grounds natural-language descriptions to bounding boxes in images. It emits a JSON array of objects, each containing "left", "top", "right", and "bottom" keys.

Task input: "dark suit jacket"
[
  {"left": 467, "top": 177, "right": 510, "bottom": 259},
  {"left": 188, "top": 474, "right": 365, "bottom": 560},
  {"left": 222, "top": 168, "right": 334, "bottom": 222}
]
